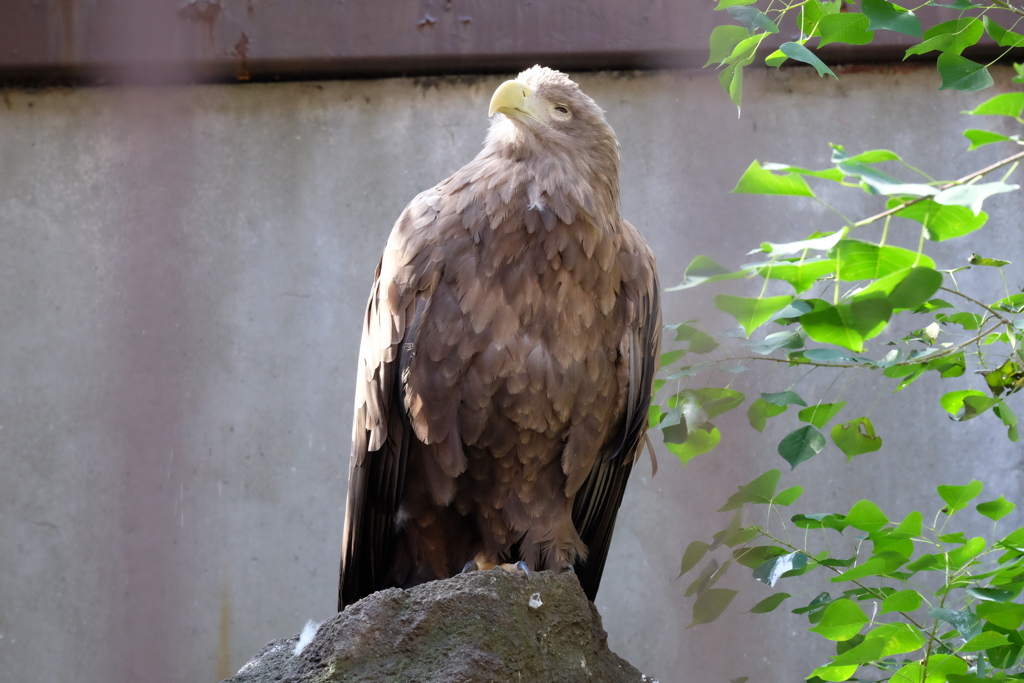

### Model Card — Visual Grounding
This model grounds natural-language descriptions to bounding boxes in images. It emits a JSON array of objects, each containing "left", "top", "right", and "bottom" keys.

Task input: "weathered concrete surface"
[
  {"left": 223, "top": 570, "right": 648, "bottom": 683},
  {"left": 1, "top": 66, "right": 1022, "bottom": 683}
]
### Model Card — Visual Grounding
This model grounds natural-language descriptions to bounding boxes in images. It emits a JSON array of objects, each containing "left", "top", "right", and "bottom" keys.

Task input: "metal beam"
[{"left": 0, "top": 0, "right": 1017, "bottom": 85}]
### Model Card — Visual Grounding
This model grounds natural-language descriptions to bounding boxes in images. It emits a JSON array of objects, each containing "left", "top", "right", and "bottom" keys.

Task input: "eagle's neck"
[{"left": 469, "top": 120, "right": 621, "bottom": 231}]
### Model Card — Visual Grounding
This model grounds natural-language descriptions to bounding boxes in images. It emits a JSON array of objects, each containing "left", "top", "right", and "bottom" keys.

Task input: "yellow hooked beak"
[{"left": 488, "top": 79, "right": 535, "bottom": 119}]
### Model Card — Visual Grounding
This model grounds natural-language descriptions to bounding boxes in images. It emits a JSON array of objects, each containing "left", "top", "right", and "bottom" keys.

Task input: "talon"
[
  {"left": 515, "top": 560, "right": 530, "bottom": 577},
  {"left": 565, "top": 564, "right": 576, "bottom": 574},
  {"left": 461, "top": 561, "right": 479, "bottom": 574}
]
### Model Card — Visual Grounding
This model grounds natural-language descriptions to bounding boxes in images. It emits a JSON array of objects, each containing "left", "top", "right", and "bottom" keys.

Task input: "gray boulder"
[{"left": 223, "top": 569, "right": 655, "bottom": 683}]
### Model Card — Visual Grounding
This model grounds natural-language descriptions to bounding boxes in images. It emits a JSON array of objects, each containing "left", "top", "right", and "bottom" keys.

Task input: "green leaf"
[
  {"left": 727, "top": 6, "right": 780, "bottom": 33},
  {"left": 963, "top": 129, "right": 1015, "bottom": 150},
  {"left": 802, "top": 348, "right": 853, "bottom": 363},
  {"left": 746, "top": 330, "right": 805, "bottom": 355},
  {"left": 774, "top": 485, "right": 803, "bottom": 506},
  {"left": 680, "top": 387, "right": 745, "bottom": 421},
  {"left": 938, "top": 480, "right": 984, "bottom": 515},
  {"left": 808, "top": 599, "right": 869, "bottom": 641},
  {"left": 818, "top": 13, "right": 873, "bottom": 46},
  {"left": 966, "top": 91, "right": 1024, "bottom": 118},
  {"left": 906, "top": 553, "right": 939, "bottom": 572},
  {"left": 660, "top": 350, "right": 686, "bottom": 367},
  {"left": 720, "top": 61, "right": 745, "bottom": 111},
  {"left": 831, "top": 417, "right": 884, "bottom": 460},
  {"left": 759, "top": 228, "right": 848, "bottom": 257},
  {"left": 960, "top": 631, "right": 1011, "bottom": 651},
  {"left": 733, "top": 160, "right": 815, "bottom": 196},
  {"left": 983, "top": 16, "right": 1024, "bottom": 49},
  {"left": 928, "top": 607, "right": 981, "bottom": 639},
  {"left": 798, "top": 402, "right": 847, "bottom": 429},
  {"left": 976, "top": 602, "right": 1024, "bottom": 629},
  {"left": 719, "top": 469, "right": 781, "bottom": 510},
  {"left": 831, "top": 240, "right": 936, "bottom": 281},
  {"left": 690, "top": 588, "right": 738, "bottom": 626},
  {"left": 764, "top": 48, "right": 787, "bottom": 68},
  {"left": 661, "top": 420, "right": 688, "bottom": 446},
  {"left": 801, "top": 298, "right": 893, "bottom": 353},
  {"left": 966, "top": 586, "right": 1015, "bottom": 602},
  {"left": 828, "top": 635, "right": 886, "bottom": 666},
  {"left": 792, "top": 512, "right": 849, "bottom": 532},
  {"left": 706, "top": 25, "right": 756, "bottom": 67},
  {"left": 837, "top": 158, "right": 936, "bottom": 196},
  {"left": 669, "top": 255, "right": 745, "bottom": 290},
  {"left": 750, "top": 592, "right": 791, "bottom": 613},
  {"left": 940, "top": 390, "right": 1000, "bottom": 421},
  {"left": 937, "top": 54, "right": 994, "bottom": 93},
  {"left": 778, "top": 425, "right": 826, "bottom": 469},
  {"left": 831, "top": 552, "right": 907, "bottom": 581},
  {"left": 799, "top": 0, "right": 842, "bottom": 36},
  {"left": 968, "top": 253, "right": 1010, "bottom": 268},
  {"left": 897, "top": 654, "right": 967, "bottom": 682},
  {"left": 869, "top": 622, "right": 926, "bottom": 656},
  {"left": 666, "top": 425, "right": 720, "bottom": 465},
  {"left": 808, "top": 662, "right": 859, "bottom": 681},
  {"left": 881, "top": 589, "right": 923, "bottom": 614},
  {"left": 896, "top": 510, "right": 923, "bottom": 535},
  {"left": 684, "top": 557, "right": 725, "bottom": 597},
  {"left": 748, "top": 397, "right": 788, "bottom": 432},
  {"left": 934, "top": 181, "right": 1018, "bottom": 215},
  {"left": 850, "top": 267, "right": 943, "bottom": 313},
  {"left": 678, "top": 541, "right": 710, "bottom": 577},
  {"left": 714, "top": 294, "right": 795, "bottom": 336},
  {"left": 761, "top": 162, "right": 845, "bottom": 181},
  {"left": 977, "top": 496, "right": 1016, "bottom": 522},
  {"left": 761, "top": 390, "right": 808, "bottom": 407},
  {"left": 673, "top": 324, "right": 720, "bottom": 353},
  {"left": 947, "top": 537, "right": 985, "bottom": 568},
  {"left": 718, "top": 34, "right": 762, "bottom": 110},
  {"left": 734, "top": 545, "right": 788, "bottom": 568},
  {"left": 904, "top": 18, "right": 983, "bottom": 57},
  {"left": 846, "top": 499, "right": 889, "bottom": 532},
  {"left": 759, "top": 259, "right": 837, "bottom": 294},
  {"left": 778, "top": 42, "right": 837, "bottom": 79},
  {"left": 936, "top": 311, "right": 982, "bottom": 330},
  {"left": 861, "top": 0, "right": 921, "bottom": 36},
  {"left": 888, "top": 197, "right": 988, "bottom": 241},
  {"left": 754, "top": 551, "right": 808, "bottom": 586}
]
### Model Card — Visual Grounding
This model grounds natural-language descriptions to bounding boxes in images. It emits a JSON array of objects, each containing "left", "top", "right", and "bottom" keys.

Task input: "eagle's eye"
[{"left": 552, "top": 104, "right": 571, "bottom": 119}]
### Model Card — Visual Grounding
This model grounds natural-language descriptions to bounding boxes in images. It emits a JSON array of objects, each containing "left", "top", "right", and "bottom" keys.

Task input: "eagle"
[{"left": 338, "top": 66, "right": 665, "bottom": 610}]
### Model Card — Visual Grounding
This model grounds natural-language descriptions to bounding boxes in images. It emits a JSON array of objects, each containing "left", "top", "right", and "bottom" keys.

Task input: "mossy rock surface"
[{"left": 224, "top": 570, "right": 652, "bottom": 683}]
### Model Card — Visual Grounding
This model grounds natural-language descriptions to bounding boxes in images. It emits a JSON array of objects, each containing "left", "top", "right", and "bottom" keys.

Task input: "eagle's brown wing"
[
  {"left": 338, "top": 190, "right": 442, "bottom": 611},
  {"left": 571, "top": 224, "right": 664, "bottom": 602}
]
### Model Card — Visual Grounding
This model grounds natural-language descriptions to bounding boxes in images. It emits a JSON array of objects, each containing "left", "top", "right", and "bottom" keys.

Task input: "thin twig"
[{"left": 853, "top": 150, "right": 1024, "bottom": 228}]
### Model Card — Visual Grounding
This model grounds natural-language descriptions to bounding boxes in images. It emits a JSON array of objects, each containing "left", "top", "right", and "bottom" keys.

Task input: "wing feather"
[
  {"left": 338, "top": 193, "right": 444, "bottom": 611},
  {"left": 571, "top": 253, "right": 665, "bottom": 602}
]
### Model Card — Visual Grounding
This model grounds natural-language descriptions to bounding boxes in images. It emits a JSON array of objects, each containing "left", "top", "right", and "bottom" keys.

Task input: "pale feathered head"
[{"left": 484, "top": 66, "right": 621, "bottom": 214}]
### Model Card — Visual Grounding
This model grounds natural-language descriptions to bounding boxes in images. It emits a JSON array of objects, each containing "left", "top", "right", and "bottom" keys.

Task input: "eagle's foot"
[{"left": 461, "top": 560, "right": 479, "bottom": 574}]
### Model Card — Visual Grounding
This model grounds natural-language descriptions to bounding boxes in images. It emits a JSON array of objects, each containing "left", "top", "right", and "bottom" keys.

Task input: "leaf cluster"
[
  {"left": 707, "top": 0, "right": 1024, "bottom": 111},
  {"left": 680, "top": 472, "right": 1024, "bottom": 682},
  {"left": 653, "top": 90, "right": 1024, "bottom": 470}
]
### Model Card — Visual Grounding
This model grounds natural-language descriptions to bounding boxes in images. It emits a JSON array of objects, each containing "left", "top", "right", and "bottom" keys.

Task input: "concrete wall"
[{"left": 1, "top": 66, "right": 1022, "bottom": 683}]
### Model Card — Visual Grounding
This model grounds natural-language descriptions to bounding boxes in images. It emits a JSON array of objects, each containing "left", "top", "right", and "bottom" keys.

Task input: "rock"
[{"left": 223, "top": 569, "right": 655, "bottom": 683}]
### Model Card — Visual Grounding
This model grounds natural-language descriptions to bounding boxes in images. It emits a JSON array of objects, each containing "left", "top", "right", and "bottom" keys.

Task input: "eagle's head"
[{"left": 484, "top": 66, "right": 621, "bottom": 215}]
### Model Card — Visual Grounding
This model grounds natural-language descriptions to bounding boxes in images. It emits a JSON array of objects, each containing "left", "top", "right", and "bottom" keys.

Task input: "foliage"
[
  {"left": 661, "top": 22, "right": 1024, "bottom": 679},
  {"left": 654, "top": 89, "right": 1024, "bottom": 473},
  {"left": 679, "top": 472, "right": 1024, "bottom": 682},
  {"left": 706, "top": 0, "right": 1024, "bottom": 111}
]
